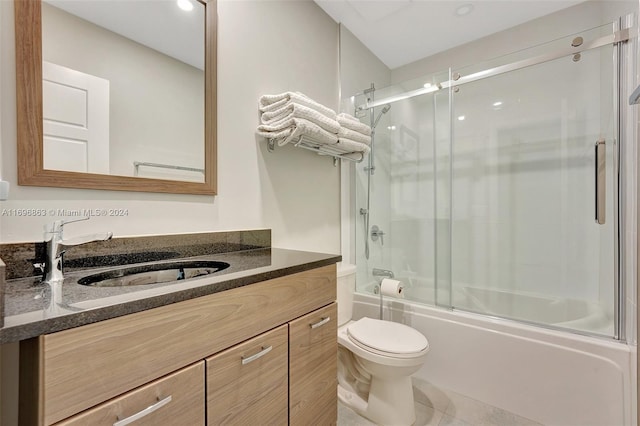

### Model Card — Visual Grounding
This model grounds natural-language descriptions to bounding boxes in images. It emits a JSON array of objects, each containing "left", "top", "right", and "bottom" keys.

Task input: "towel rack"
[
  {"left": 267, "top": 135, "right": 365, "bottom": 166},
  {"left": 133, "top": 161, "right": 205, "bottom": 176}
]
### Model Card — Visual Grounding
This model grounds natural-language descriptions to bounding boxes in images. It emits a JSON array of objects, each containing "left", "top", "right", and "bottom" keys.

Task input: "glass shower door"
[
  {"left": 353, "top": 71, "right": 453, "bottom": 308},
  {"left": 448, "top": 29, "right": 618, "bottom": 337}
]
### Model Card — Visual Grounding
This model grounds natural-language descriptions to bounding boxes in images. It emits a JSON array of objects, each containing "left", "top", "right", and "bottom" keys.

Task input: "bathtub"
[
  {"left": 352, "top": 291, "right": 635, "bottom": 426},
  {"left": 456, "top": 286, "right": 612, "bottom": 334},
  {"left": 377, "top": 277, "right": 613, "bottom": 335}
]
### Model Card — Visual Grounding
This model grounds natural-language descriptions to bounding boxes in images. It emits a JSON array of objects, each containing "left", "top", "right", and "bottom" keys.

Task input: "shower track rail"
[{"left": 358, "top": 28, "right": 631, "bottom": 110}]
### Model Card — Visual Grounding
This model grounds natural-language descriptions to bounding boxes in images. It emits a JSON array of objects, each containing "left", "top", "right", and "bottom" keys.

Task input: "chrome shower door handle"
[{"left": 595, "top": 139, "right": 606, "bottom": 225}]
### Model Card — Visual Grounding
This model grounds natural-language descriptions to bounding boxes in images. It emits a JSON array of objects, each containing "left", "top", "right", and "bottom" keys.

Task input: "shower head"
[{"left": 372, "top": 104, "right": 391, "bottom": 129}]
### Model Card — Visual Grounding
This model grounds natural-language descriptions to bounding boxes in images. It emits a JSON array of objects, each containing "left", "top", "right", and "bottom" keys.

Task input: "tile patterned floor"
[{"left": 338, "top": 378, "right": 542, "bottom": 426}]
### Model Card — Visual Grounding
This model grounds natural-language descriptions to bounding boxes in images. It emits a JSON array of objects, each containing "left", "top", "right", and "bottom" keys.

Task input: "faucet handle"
[
  {"left": 45, "top": 217, "right": 91, "bottom": 238},
  {"left": 371, "top": 225, "right": 385, "bottom": 245},
  {"left": 54, "top": 217, "right": 90, "bottom": 232}
]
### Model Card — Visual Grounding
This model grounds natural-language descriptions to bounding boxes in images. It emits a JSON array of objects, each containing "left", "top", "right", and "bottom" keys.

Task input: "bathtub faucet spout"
[{"left": 372, "top": 268, "right": 394, "bottom": 279}]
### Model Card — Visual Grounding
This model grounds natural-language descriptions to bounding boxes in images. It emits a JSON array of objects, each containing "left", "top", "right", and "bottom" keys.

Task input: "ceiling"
[{"left": 314, "top": 0, "right": 585, "bottom": 69}]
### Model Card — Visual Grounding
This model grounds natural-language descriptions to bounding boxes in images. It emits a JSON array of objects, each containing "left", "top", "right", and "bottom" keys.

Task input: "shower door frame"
[{"left": 355, "top": 16, "right": 636, "bottom": 342}]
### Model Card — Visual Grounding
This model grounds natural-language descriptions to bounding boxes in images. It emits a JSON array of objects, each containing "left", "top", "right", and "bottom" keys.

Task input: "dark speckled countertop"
[{"left": 0, "top": 248, "right": 341, "bottom": 344}]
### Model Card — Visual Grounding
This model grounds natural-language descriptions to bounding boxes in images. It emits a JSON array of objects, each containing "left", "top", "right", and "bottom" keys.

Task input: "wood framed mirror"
[{"left": 14, "top": 0, "right": 217, "bottom": 195}]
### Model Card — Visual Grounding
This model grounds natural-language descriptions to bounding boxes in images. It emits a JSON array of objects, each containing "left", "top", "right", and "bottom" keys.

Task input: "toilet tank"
[{"left": 337, "top": 263, "right": 357, "bottom": 326}]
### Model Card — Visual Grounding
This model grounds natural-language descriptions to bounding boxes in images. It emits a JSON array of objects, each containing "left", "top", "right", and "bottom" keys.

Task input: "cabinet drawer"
[
  {"left": 55, "top": 361, "right": 204, "bottom": 426},
  {"left": 35, "top": 264, "right": 335, "bottom": 424},
  {"left": 206, "top": 324, "right": 288, "bottom": 425},
  {"left": 289, "top": 302, "right": 337, "bottom": 426}
]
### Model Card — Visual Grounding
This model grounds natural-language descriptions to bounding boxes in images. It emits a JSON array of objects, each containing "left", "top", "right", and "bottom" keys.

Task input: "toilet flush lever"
[{"left": 371, "top": 225, "right": 385, "bottom": 245}]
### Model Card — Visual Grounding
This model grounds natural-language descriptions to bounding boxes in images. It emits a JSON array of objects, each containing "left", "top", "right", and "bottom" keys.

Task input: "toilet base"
[{"left": 338, "top": 375, "right": 416, "bottom": 426}]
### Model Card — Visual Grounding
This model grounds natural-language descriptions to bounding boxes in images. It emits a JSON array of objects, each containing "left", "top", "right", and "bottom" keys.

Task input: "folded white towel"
[
  {"left": 259, "top": 92, "right": 336, "bottom": 120},
  {"left": 337, "top": 113, "right": 371, "bottom": 136},
  {"left": 261, "top": 103, "right": 340, "bottom": 134},
  {"left": 338, "top": 127, "right": 371, "bottom": 145},
  {"left": 257, "top": 117, "right": 338, "bottom": 147},
  {"left": 337, "top": 112, "right": 360, "bottom": 122}
]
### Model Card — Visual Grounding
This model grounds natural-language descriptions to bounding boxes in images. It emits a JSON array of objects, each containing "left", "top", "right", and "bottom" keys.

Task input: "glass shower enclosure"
[{"left": 353, "top": 19, "right": 635, "bottom": 340}]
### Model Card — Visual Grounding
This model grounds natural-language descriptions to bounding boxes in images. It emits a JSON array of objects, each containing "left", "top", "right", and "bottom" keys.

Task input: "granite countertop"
[{"left": 0, "top": 248, "right": 341, "bottom": 344}]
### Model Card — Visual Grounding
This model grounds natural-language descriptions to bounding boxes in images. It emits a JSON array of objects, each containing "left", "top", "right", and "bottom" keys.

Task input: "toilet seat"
[{"left": 347, "top": 317, "right": 429, "bottom": 359}]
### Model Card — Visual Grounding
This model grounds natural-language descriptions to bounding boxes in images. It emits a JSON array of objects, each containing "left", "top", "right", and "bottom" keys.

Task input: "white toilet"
[{"left": 337, "top": 264, "right": 429, "bottom": 426}]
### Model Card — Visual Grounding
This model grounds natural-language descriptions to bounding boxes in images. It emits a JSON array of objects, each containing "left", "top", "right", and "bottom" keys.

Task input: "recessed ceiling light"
[
  {"left": 493, "top": 101, "right": 503, "bottom": 107},
  {"left": 457, "top": 115, "right": 466, "bottom": 121},
  {"left": 177, "top": 0, "right": 193, "bottom": 12},
  {"left": 455, "top": 3, "right": 474, "bottom": 17}
]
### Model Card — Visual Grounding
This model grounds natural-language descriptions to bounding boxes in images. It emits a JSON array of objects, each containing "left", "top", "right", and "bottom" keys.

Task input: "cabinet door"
[
  {"left": 206, "top": 324, "right": 288, "bottom": 425},
  {"left": 289, "top": 302, "right": 337, "bottom": 426},
  {"left": 55, "top": 362, "right": 204, "bottom": 426}
]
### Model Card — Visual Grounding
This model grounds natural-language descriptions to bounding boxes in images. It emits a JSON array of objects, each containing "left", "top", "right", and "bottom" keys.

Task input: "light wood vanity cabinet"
[{"left": 20, "top": 264, "right": 338, "bottom": 425}]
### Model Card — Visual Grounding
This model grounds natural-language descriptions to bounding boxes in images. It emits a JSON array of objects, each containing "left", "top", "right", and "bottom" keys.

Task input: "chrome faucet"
[
  {"left": 372, "top": 268, "right": 394, "bottom": 279},
  {"left": 42, "top": 217, "right": 113, "bottom": 284}
]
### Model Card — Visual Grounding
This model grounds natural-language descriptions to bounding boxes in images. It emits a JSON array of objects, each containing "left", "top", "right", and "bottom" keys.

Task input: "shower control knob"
[{"left": 371, "top": 225, "right": 385, "bottom": 245}]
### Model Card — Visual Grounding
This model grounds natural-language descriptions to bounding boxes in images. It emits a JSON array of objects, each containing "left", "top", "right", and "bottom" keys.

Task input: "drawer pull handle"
[
  {"left": 310, "top": 316, "right": 331, "bottom": 329},
  {"left": 113, "top": 395, "right": 172, "bottom": 426},
  {"left": 241, "top": 345, "right": 273, "bottom": 365}
]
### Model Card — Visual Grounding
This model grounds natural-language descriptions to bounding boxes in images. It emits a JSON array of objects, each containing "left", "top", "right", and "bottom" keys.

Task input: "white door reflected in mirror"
[{"left": 43, "top": 61, "right": 110, "bottom": 174}]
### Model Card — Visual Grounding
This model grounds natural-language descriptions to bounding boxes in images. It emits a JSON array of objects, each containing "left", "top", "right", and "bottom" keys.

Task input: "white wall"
[
  {"left": 339, "top": 26, "right": 391, "bottom": 107},
  {"left": 0, "top": 0, "right": 341, "bottom": 255}
]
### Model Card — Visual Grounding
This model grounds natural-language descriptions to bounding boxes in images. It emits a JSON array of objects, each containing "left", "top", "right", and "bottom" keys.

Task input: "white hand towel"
[
  {"left": 261, "top": 103, "right": 340, "bottom": 134},
  {"left": 259, "top": 92, "right": 336, "bottom": 120},
  {"left": 338, "top": 127, "right": 371, "bottom": 145},
  {"left": 257, "top": 117, "right": 338, "bottom": 147},
  {"left": 337, "top": 113, "right": 372, "bottom": 136}
]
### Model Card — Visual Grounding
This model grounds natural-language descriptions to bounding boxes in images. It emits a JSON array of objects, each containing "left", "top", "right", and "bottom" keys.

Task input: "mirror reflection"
[{"left": 41, "top": 0, "right": 205, "bottom": 182}]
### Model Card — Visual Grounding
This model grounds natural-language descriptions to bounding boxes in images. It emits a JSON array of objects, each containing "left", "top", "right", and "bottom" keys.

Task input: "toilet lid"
[{"left": 347, "top": 317, "right": 429, "bottom": 355}]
